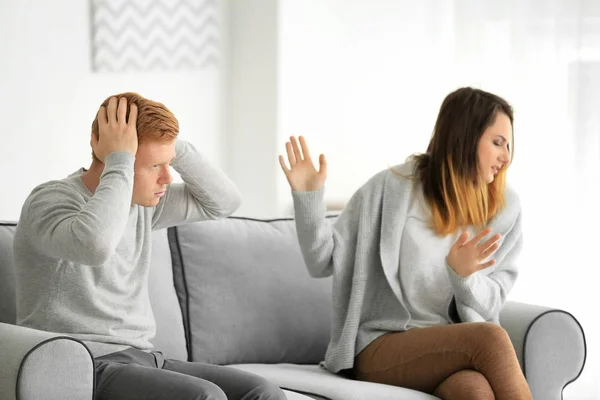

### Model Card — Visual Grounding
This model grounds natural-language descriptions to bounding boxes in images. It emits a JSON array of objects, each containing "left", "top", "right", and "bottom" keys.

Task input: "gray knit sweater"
[
  {"left": 291, "top": 161, "right": 523, "bottom": 373},
  {"left": 14, "top": 140, "right": 241, "bottom": 356}
]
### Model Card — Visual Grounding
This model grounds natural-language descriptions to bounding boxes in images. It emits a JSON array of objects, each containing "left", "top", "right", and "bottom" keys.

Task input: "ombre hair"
[
  {"left": 408, "top": 87, "right": 514, "bottom": 235},
  {"left": 91, "top": 92, "right": 179, "bottom": 161}
]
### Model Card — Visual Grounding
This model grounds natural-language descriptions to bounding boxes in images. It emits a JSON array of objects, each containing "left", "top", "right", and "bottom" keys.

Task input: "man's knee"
[{"left": 190, "top": 384, "right": 228, "bottom": 400}]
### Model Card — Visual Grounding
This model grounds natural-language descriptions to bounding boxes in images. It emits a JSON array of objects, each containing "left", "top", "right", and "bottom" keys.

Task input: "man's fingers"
[
  {"left": 290, "top": 136, "right": 303, "bottom": 162},
  {"left": 117, "top": 97, "right": 127, "bottom": 124},
  {"left": 128, "top": 103, "right": 138, "bottom": 127},
  {"left": 97, "top": 106, "right": 108, "bottom": 126},
  {"left": 107, "top": 97, "right": 118, "bottom": 124}
]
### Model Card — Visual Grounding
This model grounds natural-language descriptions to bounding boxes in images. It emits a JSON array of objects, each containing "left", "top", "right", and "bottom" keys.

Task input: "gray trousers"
[{"left": 94, "top": 348, "right": 287, "bottom": 400}]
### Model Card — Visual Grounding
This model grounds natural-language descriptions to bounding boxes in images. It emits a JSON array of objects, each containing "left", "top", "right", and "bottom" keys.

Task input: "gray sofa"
[{"left": 0, "top": 217, "right": 587, "bottom": 400}]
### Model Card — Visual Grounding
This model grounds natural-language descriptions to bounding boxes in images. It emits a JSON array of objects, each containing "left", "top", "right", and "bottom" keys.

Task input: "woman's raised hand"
[{"left": 279, "top": 136, "right": 327, "bottom": 192}]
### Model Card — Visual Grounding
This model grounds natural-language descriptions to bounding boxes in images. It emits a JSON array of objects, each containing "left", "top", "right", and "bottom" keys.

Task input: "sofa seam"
[
  {"left": 168, "top": 226, "right": 194, "bottom": 362},
  {"left": 227, "top": 215, "right": 339, "bottom": 223}
]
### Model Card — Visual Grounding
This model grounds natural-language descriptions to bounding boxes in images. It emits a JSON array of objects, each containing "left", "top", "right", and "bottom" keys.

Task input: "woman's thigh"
[{"left": 354, "top": 322, "right": 514, "bottom": 393}]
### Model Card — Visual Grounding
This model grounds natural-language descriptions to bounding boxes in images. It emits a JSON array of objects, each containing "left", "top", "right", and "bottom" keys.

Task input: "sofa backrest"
[
  {"left": 0, "top": 217, "right": 334, "bottom": 365},
  {"left": 0, "top": 221, "right": 188, "bottom": 361}
]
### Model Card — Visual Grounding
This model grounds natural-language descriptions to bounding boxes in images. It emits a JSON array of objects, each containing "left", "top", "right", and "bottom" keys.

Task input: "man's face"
[{"left": 132, "top": 140, "right": 176, "bottom": 207}]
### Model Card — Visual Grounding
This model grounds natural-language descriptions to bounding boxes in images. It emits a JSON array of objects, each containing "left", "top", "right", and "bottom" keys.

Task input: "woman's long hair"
[{"left": 409, "top": 87, "right": 514, "bottom": 235}]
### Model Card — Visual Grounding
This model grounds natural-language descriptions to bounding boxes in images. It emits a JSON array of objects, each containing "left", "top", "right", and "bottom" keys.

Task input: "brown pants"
[{"left": 354, "top": 322, "right": 533, "bottom": 400}]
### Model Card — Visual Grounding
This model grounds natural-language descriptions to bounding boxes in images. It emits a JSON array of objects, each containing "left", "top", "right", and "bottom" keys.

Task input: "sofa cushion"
[
  {"left": 230, "top": 364, "right": 439, "bottom": 400},
  {"left": 0, "top": 223, "right": 17, "bottom": 325},
  {"left": 169, "top": 217, "right": 333, "bottom": 365}
]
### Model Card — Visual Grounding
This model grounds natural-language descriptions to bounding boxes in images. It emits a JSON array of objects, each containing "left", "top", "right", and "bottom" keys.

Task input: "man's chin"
[{"left": 132, "top": 198, "right": 161, "bottom": 207}]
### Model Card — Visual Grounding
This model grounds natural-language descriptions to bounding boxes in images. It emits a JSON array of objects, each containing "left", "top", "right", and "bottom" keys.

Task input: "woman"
[{"left": 278, "top": 87, "right": 532, "bottom": 399}]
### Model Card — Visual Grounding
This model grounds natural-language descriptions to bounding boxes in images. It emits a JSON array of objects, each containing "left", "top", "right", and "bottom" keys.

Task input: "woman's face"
[{"left": 477, "top": 112, "right": 512, "bottom": 184}]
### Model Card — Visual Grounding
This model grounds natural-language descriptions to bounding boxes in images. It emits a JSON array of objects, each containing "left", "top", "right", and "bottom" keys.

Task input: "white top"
[{"left": 399, "top": 183, "right": 477, "bottom": 329}]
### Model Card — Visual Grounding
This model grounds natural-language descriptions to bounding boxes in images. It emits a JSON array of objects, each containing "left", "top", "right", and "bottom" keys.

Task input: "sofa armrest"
[
  {"left": 499, "top": 301, "right": 586, "bottom": 400},
  {"left": 0, "top": 323, "right": 95, "bottom": 400}
]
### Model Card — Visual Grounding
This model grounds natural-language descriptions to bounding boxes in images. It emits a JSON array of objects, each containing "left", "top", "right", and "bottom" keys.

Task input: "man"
[{"left": 13, "top": 93, "right": 286, "bottom": 400}]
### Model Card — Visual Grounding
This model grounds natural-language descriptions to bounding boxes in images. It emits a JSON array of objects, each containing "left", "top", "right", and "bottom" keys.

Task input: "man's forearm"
[{"left": 170, "top": 140, "right": 241, "bottom": 217}]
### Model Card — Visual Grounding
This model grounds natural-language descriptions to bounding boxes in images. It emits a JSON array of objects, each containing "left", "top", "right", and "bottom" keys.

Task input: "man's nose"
[{"left": 160, "top": 167, "right": 173, "bottom": 184}]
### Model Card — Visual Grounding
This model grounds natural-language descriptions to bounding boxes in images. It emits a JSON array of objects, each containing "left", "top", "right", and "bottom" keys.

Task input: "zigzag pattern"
[{"left": 91, "top": 0, "right": 219, "bottom": 72}]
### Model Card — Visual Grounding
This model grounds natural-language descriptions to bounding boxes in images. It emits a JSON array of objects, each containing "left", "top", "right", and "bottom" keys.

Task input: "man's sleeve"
[
  {"left": 23, "top": 152, "right": 135, "bottom": 266},
  {"left": 151, "top": 140, "right": 241, "bottom": 230}
]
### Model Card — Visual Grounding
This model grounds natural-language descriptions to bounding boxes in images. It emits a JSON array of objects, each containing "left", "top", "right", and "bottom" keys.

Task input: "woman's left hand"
[{"left": 446, "top": 228, "right": 502, "bottom": 277}]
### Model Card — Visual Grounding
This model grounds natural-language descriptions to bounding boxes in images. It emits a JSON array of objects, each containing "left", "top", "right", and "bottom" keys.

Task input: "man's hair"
[
  {"left": 408, "top": 87, "right": 514, "bottom": 235},
  {"left": 91, "top": 92, "right": 179, "bottom": 161}
]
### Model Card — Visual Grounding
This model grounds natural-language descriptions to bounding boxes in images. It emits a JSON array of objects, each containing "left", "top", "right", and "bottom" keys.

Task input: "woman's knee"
[
  {"left": 471, "top": 322, "right": 512, "bottom": 350},
  {"left": 433, "top": 369, "right": 494, "bottom": 400}
]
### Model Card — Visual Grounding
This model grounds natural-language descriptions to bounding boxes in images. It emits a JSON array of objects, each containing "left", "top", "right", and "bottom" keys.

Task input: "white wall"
[
  {"left": 277, "top": 0, "right": 457, "bottom": 214},
  {"left": 275, "top": 1, "right": 599, "bottom": 399},
  {"left": 224, "top": 0, "right": 280, "bottom": 218},
  {"left": 0, "top": 0, "right": 223, "bottom": 221}
]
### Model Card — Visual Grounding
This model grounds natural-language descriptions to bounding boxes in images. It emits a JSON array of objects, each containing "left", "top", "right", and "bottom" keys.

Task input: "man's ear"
[{"left": 90, "top": 133, "right": 100, "bottom": 161}]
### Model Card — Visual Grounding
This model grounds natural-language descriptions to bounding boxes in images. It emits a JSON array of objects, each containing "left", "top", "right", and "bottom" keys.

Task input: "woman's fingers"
[
  {"left": 285, "top": 142, "right": 296, "bottom": 166},
  {"left": 479, "top": 233, "right": 502, "bottom": 252},
  {"left": 299, "top": 136, "right": 312, "bottom": 161},
  {"left": 278, "top": 155, "right": 290, "bottom": 173},
  {"left": 480, "top": 242, "right": 500, "bottom": 260},
  {"left": 290, "top": 136, "right": 303, "bottom": 162},
  {"left": 454, "top": 231, "right": 470, "bottom": 248},
  {"left": 318, "top": 153, "right": 327, "bottom": 176},
  {"left": 470, "top": 227, "right": 493, "bottom": 245}
]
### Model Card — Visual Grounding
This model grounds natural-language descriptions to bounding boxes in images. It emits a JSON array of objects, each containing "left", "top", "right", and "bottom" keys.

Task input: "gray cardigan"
[{"left": 291, "top": 161, "right": 523, "bottom": 373}]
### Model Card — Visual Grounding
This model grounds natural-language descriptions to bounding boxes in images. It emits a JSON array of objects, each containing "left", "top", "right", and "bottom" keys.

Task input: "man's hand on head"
[{"left": 92, "top": 97, "right": 138, "bottom": 163}]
